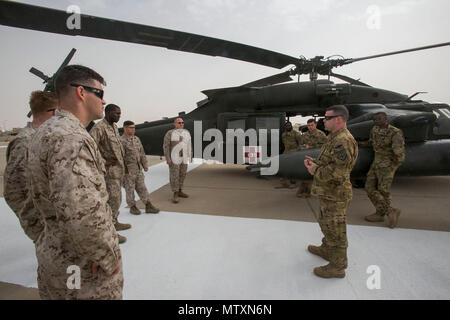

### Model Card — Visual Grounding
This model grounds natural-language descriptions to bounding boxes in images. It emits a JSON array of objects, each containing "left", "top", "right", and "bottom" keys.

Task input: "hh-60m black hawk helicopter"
[{"left": 1, "top": 1, "right": 450, "bottom": 179}]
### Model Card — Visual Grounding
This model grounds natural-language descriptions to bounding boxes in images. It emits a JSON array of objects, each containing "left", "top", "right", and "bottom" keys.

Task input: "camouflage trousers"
[
  {"left": 37, "top": 259, "right": 123, "bottom": 300},
  {"left": 365, "top": 164, "right": 399, "bottom": 216},
  {"left": 169, "top": 163, "right": 188, "bottom": 192},
  {"left": 297, "top": 180, "right": 312, "bottom": 195},
  {"left": 105, "top": 177, "right": 122, "bottom": 223},
  {"left": 124, "top": 171, "right": 149, "bottom": 207},
  {"left": 317, "top": 198, "right": 350, "bottom": 269}
]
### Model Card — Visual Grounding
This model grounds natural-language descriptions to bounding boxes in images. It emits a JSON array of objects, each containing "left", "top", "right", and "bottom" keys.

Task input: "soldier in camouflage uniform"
[
  {"left": 4, "top": 91, "right": 57, "bottom": 243},
  {"left": 296, "top": 118, "right": 328, "bottom": 198},
  {"left": 27, "top": 65, "right": 123, "bottom": 299},
  {"left": 163, "top": 118, "right": 192, "bottom": 203},
  {"left": 121, "top": 120, "right": 159, "bottom": 215},
  {"left": 90, "top": 104, "right": 130, "bottom": 243},
  {"left": 359, "top": 112, "right": 405, "bottom": 228},
  {"left": 275, "top": 121, "right": 303, "bottom": 189},
  {"left": 304, "top": 105, "right": 358, "bottom": 278}
]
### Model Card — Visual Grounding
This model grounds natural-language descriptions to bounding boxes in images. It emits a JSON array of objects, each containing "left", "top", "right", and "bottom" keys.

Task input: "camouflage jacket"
[
  {"left": 120, "top": 135, "right": 148, "bottom": 174},
  {"left": 28, "top": 109, "right": 121, "bottom": 276},
  {"left": 311, "top": 128, "right": 358, "bottom": 201},
  {"left": 303, "top": 129, "right": 327, "bottom": 149},
  {"left": 90, "top": 118, "right": 127, "bottom": 179},
  {"left": 163, "top": 129, "right": 192, "bottom": 164},
  {"left": 282, "top": 130, "right": 303, "bottom": 153},
  {"left": 360, "top": 125, "right": 405, "bottom": 168},
  {"left": 4, "top": 122, "right": 43, "bottom": 242}
]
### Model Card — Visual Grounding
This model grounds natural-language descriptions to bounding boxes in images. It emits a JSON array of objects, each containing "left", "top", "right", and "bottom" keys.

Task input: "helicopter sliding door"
[{"left": 217, "top": 112, "right": 285, "bottom": 164}]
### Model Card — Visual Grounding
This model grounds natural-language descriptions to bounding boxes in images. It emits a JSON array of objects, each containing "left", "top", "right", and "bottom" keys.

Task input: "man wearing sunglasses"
[
  {"left": 359, "top": 112, "right": 405, "bottom": 228},
  {"left": 27, "top": 65, "right": 123, "bottom": 299},
  {"left": 4, "top": 90, "right": 57, "bottom": 243},
  {"left": 304, "top": 105, "right": 358, "bottom": 279},
  {"left": 90, "top": 104, "right": 130, "bottom": 243},
  {"left": 163, "top": 118, "right": 192, "bottom": 203}
]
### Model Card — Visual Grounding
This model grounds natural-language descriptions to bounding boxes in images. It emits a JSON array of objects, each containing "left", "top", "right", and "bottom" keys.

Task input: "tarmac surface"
[{"left": 1, "top": 149, "right": 449, "bottom": 299}]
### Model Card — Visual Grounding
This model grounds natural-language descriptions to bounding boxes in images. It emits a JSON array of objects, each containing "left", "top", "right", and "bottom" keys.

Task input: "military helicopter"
[{"left": 1, "top": 1, "right": 450, "bottom": 179}]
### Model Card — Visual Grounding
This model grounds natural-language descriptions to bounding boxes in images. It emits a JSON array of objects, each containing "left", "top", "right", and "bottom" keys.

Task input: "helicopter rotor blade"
[
  {"left": 344, "top": 42, "right": 450, "bottom": 65},
  {"left": 55, "top": 48, "right": 76, "bottom": 74},
  {"left": 242, "top": 71, "right": 293, "bottom": 87},
  {"left": 29, "top": 67, "right": 50, "bottom": 82},
  {"left": 0, "top": 1, "right": 299, "bottom": 70},
  {"left": 329, "top": 72, "right": 371, "bottom": 87}
]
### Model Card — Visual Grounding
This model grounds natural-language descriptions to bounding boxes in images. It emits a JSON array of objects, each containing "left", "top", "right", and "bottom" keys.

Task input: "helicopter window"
[
  {"left": 227, "top": 119, "right": 246, "bottom": 130},
  {"left": 438, "top": 108, "right": 450, "bottom": 119},
  {"left": 256, "top": 117, "right": 280, "bottom": 131}
]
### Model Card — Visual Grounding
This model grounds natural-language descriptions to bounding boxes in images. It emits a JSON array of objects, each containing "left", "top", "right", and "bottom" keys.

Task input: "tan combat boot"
[
  {"left": 130, "top": 205, "right": 141, "bottom": 215},
  {"left": 388, "top": 208, "right": 401, "bottom": 228},
  {"left": 365, "top": 212, "right": 384, "bottom": 222},
  {"left": 307, "top": 244, "right": 330, "bottom": 261},
  {"left": 178, "top": 190, "right": 189, "bottom": 198},
  {"left": 145, "top": 201, "right": 160, "bottom": 214},
  {"left": 172, "top": 192, "right": 179, "bottom": 203},
  {"left": 115, "top": 221, "right": 131, "bottom": 231},
  {"left": 313, "top": 263, "right": 345, "bottom": 278},
  {"left": 118, "top": 234, "right": 127, "bottom": 244}
]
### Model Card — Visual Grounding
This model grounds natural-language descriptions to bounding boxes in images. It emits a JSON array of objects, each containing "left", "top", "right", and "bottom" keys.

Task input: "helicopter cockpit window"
[{"left": 227, "top": 119, "right": 245, "bottom": 130}]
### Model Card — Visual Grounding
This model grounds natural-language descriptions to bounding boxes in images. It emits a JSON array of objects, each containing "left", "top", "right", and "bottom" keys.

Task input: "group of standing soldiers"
[{"left": 279, "top": 106, "right": 405, "bottom": 278}]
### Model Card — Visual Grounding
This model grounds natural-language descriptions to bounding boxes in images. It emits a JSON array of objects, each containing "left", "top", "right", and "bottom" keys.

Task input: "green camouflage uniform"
[
  {"left": 361, "top": 124, "right": 405, "bottom": 216},
  {"left": 121, "top": 135, "right": 150, "bottom": 207},
  {"left": 4, "top": 122, "right": 43, "bottom": 242},
  {"left": 311, "top": 128, "right": 358, "bottom": 269},
  {"left": 280, "top": 130, "right": 303, "bottom": 186},
  {"left": 297, "top": 129, "right": 327, "bottom": 195},
  {"left": 163, "top": 129, "right": 192, "bottom": 192},
  {"left": 90, "top": 119, "right": 127, "bottom": 224},
  {"left": 28, "top": 110, "right": 123, "bottom": 300}
]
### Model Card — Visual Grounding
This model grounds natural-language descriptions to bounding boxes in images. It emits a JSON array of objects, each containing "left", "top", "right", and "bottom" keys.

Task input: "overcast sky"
[{"left": 1, "top": 0, "right": 449, "bottom": 130}]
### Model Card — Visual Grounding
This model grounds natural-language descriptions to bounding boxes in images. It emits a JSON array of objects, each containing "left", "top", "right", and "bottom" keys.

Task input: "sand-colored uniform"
[
  {"left": 90, "top": 119, "right": 127, "bottom": 223},
  {"left": 361, "top": 125, "right": 405, "bottom": 216},
  {"left": 4, "top": 122, "right": 43, "bottom": 242},
  {"left": 297, "top": 129, "right": 328, "bottom": 196},
  {"left": 28, "top": 110, "right": 123, "bottom": 300},
  {"left": 163, "top": 129, "right": 192, "bottom": 192},
  {"left": 121, "top": 135, "right": 150, "bottom": 207},
  {"left": 279, "top": 130, "right": 303, "bottom": 186},
  {"left": 311, "top": 128, "right": 358, "bottom": 269}
]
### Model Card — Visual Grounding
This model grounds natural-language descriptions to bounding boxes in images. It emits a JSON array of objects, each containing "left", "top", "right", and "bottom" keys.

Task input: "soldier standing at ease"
[
  {"left": 27, "top": 65, "right": 123, "bottom": 299},
  {"left": 274, "top": 121, "right": 303, "bottom": 189},
  {"left": 296, "top": 118, "right": 327, "bottom": 198},
  {"left": 359, "top": 112, "right": 405, "bottom": 228},
  {"left": 121, "top": 120, "right": 160, "bottom": 215},
  {"left": 304, "top": 105, "right": 358, "bottom": 279},
  {"left": 4, "top": 91, "right": 57, "bottom": 243},
  {"left": 163, "top": 118, "right": 192, "bottom": 204},
  {"left": 90, "top": 104, "right": 130, "bottom": 243}
]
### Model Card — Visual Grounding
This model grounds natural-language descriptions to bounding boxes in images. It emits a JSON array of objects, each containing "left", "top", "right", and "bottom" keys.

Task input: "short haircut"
[
  {"left": 123, "top": 120, "right": 134, "bottom": 127},
  {"left": 373, "top": 111, "right": 387, "bottom": 118},
  {"left": 307, "top": 118, "right": 316, "bottom": 124},
  {"left": 285, "top": 121, "right": 292, "bottom": 126},
  {"left": 55, "top": 65, "right": 105, "bottom": 98},
  {"left": 29, "top": 90, "right": 58, "bottom": 115},
  {"left": 105, "top": 104, "right": 120, "bottom": 114},
  {"left": 326, "top": 105, "right": 349, "bottom": 122}
]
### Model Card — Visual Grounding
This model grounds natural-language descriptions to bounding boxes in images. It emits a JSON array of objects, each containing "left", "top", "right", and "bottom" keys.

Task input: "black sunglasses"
[
  {"left": 177, "top": 122, "right": 184, "bottom": 124},
  {"left": 324, "top": 115, "right": 340, "bottom": 120},
  {"left": 70, "top": 83, "right": 104, "bottom": 99}
]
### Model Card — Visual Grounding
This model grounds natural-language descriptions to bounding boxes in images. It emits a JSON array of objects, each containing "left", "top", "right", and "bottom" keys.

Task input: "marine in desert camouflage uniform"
[
  {"left": 121, "top": 120, "right": 159, "bottom": 215},
  {"left": 275, "top": 121, "right": 303, "bottom": 189},
  {"left": 359, "top": 112, "right": 405, "bottom": 228},
  {"left": 4, "top": 91, "right": 57, "bottom": 242},
  {"left": 296, "top": 118, "right": 328, "bottom": 198},
  {"left": 304, "top": 105, "right": 358, "bottom": 279},
  {"left": 90, "top": 104, "right": 130, "bottom": 240},
  {"left": 163, "top": 118, "right": 192, "bottom": 203},
  {"left": 27, "top": 65, "right": 123, "bottom": 299}
]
